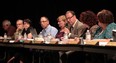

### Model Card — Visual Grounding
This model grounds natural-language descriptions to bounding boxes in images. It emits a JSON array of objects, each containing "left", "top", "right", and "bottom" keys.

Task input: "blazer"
[{"left": 68, "top": 19, "right": 87, "bottom": 38}]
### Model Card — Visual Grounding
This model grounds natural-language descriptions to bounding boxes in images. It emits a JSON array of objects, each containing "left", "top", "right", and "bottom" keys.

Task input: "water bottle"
[
  {"left": 47, "top": 33, "right": 52, "bottom": 42},
  {"left": 4, "top": 33, "right": 7, "bottom": 39},
  {"left": 63, "top": 32, "right": 68, "bottom": 43},
  {"left": 18, "top": 33, "right": 22, "bottom": 40},
  {"left": 38, "top": 32, "right": 43, "bottom": 38},
  {"left": 85, "top": 30, "right": 91, "bottom": 40},
  {"left": 64, "top": 32, "right": 68, "bottom": 39},
  {"left": 24, "top": 33, "right": 27, "bottom": 40}
]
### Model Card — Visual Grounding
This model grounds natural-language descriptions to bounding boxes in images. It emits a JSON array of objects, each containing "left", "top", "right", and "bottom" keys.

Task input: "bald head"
[
  {"left": 2, "top": 20, "right": 11, "bottom": 30},
  {"left": 16, "top": 19, "right": 24, "bottom": 30}
]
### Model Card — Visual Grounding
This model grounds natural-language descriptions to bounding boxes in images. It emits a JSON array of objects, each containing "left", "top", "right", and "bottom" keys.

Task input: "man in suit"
[
  {"left": 60, "top": 10, "right": 86, "bottom": 63},
  {"left": 65, "top": 10, "right": 86, "bottom": 38}
]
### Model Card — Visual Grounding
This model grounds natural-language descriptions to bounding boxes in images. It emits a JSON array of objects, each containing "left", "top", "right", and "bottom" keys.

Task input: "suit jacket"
[{"left": 68, "top": 19, "right": 87, "bottom": 38}]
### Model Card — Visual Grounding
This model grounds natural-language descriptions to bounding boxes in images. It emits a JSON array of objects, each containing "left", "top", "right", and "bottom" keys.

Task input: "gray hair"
[{"left": 2, "top": 20, "right": 11, "bottom": 26}]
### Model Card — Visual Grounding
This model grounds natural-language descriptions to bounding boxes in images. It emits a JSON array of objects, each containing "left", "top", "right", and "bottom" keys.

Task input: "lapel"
[{"left": 70, "top": 21, "right": 78, "bottom": 34}]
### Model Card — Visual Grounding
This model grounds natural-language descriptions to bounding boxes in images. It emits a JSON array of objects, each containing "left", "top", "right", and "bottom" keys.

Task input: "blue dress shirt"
[{"left": 40, "top": 25, "right": 58, "bottom": 37}]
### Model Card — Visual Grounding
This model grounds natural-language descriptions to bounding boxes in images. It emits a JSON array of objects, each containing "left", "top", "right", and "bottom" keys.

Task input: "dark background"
[{"left": 0, "top": 0, "right": 115, "bottom": 34}]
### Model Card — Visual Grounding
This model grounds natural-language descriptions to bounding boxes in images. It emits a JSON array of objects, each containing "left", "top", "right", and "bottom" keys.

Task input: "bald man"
[
  {"left": 14, "top": 19, "right": 24, "bottom": 39},
  {"left": 2, "top": 19, "right": 16, "bottom": 37}
]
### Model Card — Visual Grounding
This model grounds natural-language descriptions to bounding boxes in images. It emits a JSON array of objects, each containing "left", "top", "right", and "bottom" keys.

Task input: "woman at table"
[
  {"left": 55, "top": 15, "right": 70, "bottom": 63},
  {"left": 56, "top": 15, "right": 70, "bottom": 39},
  {"left": 94, "top": 9, "right": 116, "bottom": 39},
  {"left": 79, "top": 10, "right": 99, "bottom": 39},
  {"left": 93, "top": 9, "right": 116, "bottom": 63},
  {"left": 74, "top": 10, "right": 99, "bottom": 63},
  {"left": 21, "top": 18, "right": 37, "bottom": 39}
]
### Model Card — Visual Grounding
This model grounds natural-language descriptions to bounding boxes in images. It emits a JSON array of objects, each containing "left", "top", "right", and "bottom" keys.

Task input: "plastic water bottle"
[
  {"left": 47, "top": 33, "right": 52, "bottom": 42},
  {"left": 24, "top": 33, "right": 27, "bottom": 40},
  {"left": 38, "top": 32, "right": 43, "bottom": 38},
  {"left": 64, "top": 32, "right": 68, "bottom": 39},
  {"left": 18, "top": 33, "right": 22, "bottom": 40},
  {"left": 85, "top": 30, "right": 91, "bottom": 40},
  {"left": 63, "top": 32, "right": 68, "bottom": 43},
  {"left": 4, "top": 33, "right": 7, "bottom": 39}
]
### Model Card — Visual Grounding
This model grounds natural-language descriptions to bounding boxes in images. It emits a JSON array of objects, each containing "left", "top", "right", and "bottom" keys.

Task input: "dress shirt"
[{"left": 40, "top": 25, "right": 58, "bottom": 37}]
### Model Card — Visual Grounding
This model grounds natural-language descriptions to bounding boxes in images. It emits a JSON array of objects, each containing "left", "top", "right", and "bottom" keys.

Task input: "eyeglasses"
[
  {"left": 40, "top": 20, "right": 47, "bottom": 22},
  {"left": 3, "top": 25, "right": 8, "bottom": 27},
  {"left": 17, "top": 24, "right": 22, "bottom": 25},
  {"left": 66, "top": 15, "right": 74, "bottom": 20}
]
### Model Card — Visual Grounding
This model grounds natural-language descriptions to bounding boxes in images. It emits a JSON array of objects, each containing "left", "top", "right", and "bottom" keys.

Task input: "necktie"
[{"left": 70, "top": 26, "right": 73, "bottom": 32}]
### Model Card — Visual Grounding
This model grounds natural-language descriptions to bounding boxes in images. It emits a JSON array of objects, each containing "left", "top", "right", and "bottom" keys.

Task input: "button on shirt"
[{"left": 40, "top": 25, "right": 58, "bottom": 37}]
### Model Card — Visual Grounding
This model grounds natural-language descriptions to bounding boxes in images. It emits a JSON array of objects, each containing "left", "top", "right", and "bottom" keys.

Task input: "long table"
[{"left": 0, "top": 42, "right": 116, "bottom": 54}]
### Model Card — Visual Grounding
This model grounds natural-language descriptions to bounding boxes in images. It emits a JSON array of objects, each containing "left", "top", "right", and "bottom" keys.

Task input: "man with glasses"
[
  {"left": 39, "top": 16, "right": 58, "bottom": 37},
  {"left": 39, "top": 16, "right": 59, "bottom": 63},
  {"left": 7, "top": 19, "right": 24, "bottom": 63},
  {"left": 65, "top": 10, "right": 86, "bottom": 38},
  {"left": 61, "top": 10, "right": 86, "bottom": 63}
]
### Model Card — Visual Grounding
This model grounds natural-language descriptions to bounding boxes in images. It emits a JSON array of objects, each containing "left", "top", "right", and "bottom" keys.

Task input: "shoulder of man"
[
  {"left": 77, "top": 20, "right": 83, "bottom": 27},
  {"left": 51, "top": 26, "right": 58, "bottom": 30}
]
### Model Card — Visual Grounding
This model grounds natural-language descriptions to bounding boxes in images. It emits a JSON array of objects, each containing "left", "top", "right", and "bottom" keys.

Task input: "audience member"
[
  {"left": 79, "top": 10, "right": 99, "bottom": 39},
  {"left": 79, "top": 10, "right": 99, "bottom": 63},
  {"left": 94, "top": 9, "right": 116, "bottom": 39},
  {"left": 56, "top": 15, "right": 70, "bottom": 63},
  {"left": 14, "top": 19, "right": 24, "bottom": 40},
  {"left": 22, "top": 18, "right": 37, "bottom": 39},
  {"left": 65, "top": 10, "right": 86, "bottom": 38},
  {"left": 56, "top": 15, "right": 70, "bottom": 39},
  {"left": 94, "top": 9, "right": 116, "bottom": 63},
  {"left": 7, "top": 19, "right": 32, "bottom": 63},
  {"left": 39, "top": 16, "right": 59, "bottom": 63},
  {"left": 39, "top": 16, "right": 58, "bottom": 37},
  {"left": 2, "top": 19, "right": 16, "bottom": 37},
  {"left": 62, "top": 10, "right": 87, "bottom": 63}
]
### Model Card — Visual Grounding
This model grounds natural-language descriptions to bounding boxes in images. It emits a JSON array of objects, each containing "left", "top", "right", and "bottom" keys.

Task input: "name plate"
[
  {"left": 106, "top": 42, "right": 116, "bottom": 46},
  {"left": 99, "top": 42, "right": 108, "bottom": 46},
  {"left": 84, "top": 40, "right": 98, "bottom": 45},
  {"left": 24, "top": 40, "right": 31, "bottom": 43},
  {"left": 34, "top": 38, "right": 44, "bottom": 44},
  {"left": 68, "top": 39, "right": 79, "bottom": 44},
  {"left": 34, "top": 40, "right": 43, "bottom": 44},
  {"left": 49, "top": 41, "right": 57, "bottom": 44},
  {"left": 9, "top": 40, "right": 15, "bottom": 43},
  {"left": 68, "top": 41, "right": 79, "bottom": 44}
]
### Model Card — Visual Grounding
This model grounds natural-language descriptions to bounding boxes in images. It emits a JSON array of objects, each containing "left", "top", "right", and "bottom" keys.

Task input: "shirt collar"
[
  {"left": 44, "top": 25, "right": 51, "bottom": 32},
  {"left": 72, "top": 19, "right": 78, "bottom": 27}
]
